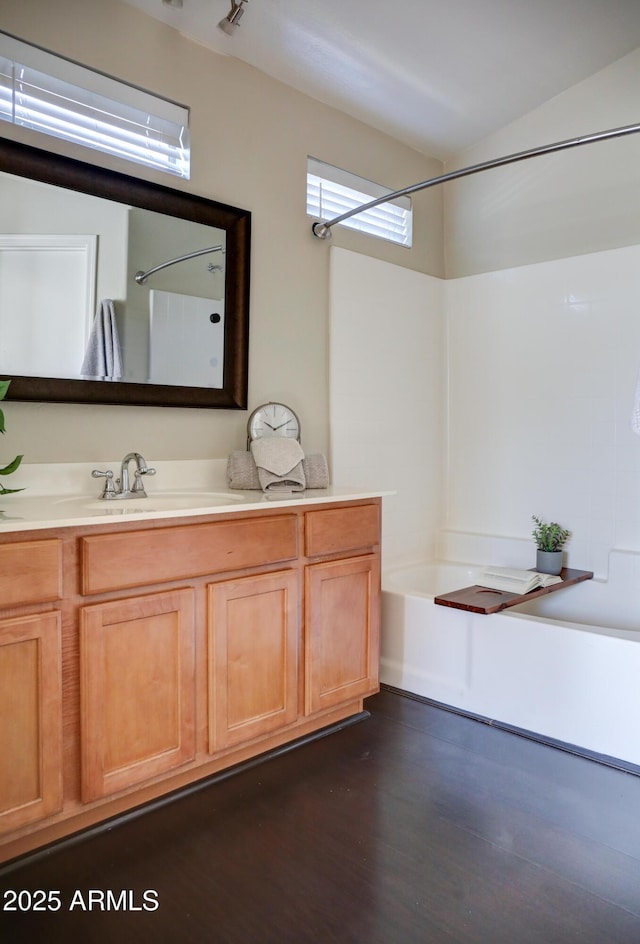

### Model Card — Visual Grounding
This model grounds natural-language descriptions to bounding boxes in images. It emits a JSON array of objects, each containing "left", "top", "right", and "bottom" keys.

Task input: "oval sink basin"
[{"left": 54, "top": 490, "right": 245, "bottom": 514}]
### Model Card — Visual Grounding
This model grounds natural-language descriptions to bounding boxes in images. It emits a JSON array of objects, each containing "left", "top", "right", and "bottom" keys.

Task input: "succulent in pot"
[{"left": 531, "top": 514, "right": 570, "bottom": 575}]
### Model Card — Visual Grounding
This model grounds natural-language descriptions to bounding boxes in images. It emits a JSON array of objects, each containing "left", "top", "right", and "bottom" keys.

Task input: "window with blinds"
[
  {"left": 0, "top": 32, "right": 190, "bottom": 179},
  {"left": 307, "top": 157, "right": 412, "bottom": 247}
]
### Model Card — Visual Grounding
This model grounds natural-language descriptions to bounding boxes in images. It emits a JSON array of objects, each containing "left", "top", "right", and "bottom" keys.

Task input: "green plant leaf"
[
  {"left": 0, "top": 382, "right": 23, "bottom": 493},
  {"left": 531, "top": 514, "right": 569, "bottom": 551},
  {"left": 0, "top": 454, "right": 23, "bottom": 476}
]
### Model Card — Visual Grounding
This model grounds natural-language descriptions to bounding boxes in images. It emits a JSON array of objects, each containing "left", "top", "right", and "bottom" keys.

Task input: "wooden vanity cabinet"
[
  {"left": 0, "top": 498, "right": 381, "bottom": 864},
  {"left": 303, "top": 505, "right": 381, "bottom": 714},
  {"left": 0, "top": 612, "right": 63, "bottom": 832},
  {"left": 0, "top": 538, "right": 63, "bottom": 834},
  {"left": 80, "top": 588, "right": 196, "bottom": 802},
  {"left": 208, "top": 569, "right": 299, "bottom": 752},
  {"left": 305, "top": 555, "right": 380, "bottom": 714}
]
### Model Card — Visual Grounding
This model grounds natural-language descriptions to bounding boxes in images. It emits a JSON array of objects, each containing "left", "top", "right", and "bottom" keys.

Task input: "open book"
[{"left": 478, "top": 566, "right": 563, "bottom": 595}]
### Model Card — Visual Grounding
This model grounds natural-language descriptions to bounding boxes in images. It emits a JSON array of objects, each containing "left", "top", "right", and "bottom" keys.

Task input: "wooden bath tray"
[{"left": 434, "top": 567, "right": 593, "bottom": 615}]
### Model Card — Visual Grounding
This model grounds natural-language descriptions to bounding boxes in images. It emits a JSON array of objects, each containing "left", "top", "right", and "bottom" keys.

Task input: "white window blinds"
[
  {"left": 307, "top": 157, "right": 412, "bottom": 247},
  {"left": 0, "top": 33, "right": 190, "bottom": 178}
]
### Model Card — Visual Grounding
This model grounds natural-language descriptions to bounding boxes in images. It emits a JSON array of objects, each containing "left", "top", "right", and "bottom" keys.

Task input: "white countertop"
[{"left": 0, "top": 460, "right": 392, "bottom": 533}]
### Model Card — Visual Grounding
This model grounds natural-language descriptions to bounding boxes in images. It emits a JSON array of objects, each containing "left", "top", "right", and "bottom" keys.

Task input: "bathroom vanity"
[{"left": 0, "top": 484, "right": 384, "bottom": 864}]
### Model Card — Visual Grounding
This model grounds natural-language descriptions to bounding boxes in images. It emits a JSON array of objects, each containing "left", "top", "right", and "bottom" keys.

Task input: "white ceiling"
[{"left": 125, "top": 0, "right": 640, "bottom": 158}]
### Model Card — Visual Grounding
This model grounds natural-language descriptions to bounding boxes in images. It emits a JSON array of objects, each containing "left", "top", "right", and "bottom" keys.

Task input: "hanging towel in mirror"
[
  {"left": 250, "top": 438, "right": 306, "bottom": 492},
  {"left": 80, "top": 298, "right": 123, "bottom": 381}
]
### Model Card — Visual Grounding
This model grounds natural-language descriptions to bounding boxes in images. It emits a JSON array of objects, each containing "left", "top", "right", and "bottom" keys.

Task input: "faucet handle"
[
  {"left": 91, "top": 469, "right": 116, "bottom": 499},
  {"left": 132, "top": 466, "right": 156, "bottom": 493}
]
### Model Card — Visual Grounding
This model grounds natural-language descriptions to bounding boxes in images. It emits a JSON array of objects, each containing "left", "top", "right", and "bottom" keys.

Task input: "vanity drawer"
[
  {"left": 0, "top": 539, "right": 62, "bottom": 607},
  {"left": 305, "top": 504, "right": 380, "bottom": 558},
  {"left": 81, "top": 514, "right": 298, "bottom": 594}
]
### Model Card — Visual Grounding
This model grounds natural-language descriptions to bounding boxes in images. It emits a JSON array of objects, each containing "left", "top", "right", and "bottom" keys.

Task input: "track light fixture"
[{"left": 218, "top": 0, "right": 250, "bottom": 35}]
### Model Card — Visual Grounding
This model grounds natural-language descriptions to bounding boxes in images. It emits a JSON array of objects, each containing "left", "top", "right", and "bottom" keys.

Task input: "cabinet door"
[
  {"left": 0, "top": 612, "right": 63, "bottom": 833},
  {"left": 305, "top": 555, "right": 380, "bottom": 715},
  {"left": 208, "top": 570, "right": 299, "bottom": 752},
  {"left": 80, "top": 589, "right": 195, "bottom": 802}
]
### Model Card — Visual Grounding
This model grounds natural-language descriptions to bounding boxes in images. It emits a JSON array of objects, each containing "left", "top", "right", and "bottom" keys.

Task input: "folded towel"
[
  {"left": 250, "top": 437, "right": 306, "bottom": 492},
  {"left": 80, "top": 298, "right": 123, "bottom": 381},
  {"left": 227, "top": 451, "right": 330, "bottom": 490},
  {"left": 227, "top": 450, "right": 261, "bottom": 489},
  {"left": 300, "top": 453, "right": 329, "bottom": 488}
]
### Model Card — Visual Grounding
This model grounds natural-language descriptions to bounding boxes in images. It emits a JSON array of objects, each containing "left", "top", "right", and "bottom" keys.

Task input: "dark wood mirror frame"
[{"left": 0, "top": 137, "right": 251, "bottom": 409}]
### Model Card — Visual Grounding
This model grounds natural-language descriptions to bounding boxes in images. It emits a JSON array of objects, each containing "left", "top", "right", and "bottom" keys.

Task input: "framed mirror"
[{"left": 0, "top": 137, "right": 250, "bottom": 408}]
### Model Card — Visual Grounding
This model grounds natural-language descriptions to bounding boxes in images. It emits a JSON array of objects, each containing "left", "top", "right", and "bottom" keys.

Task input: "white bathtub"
[{"left": 381, "top": 560, "right": 640, "bottom": 768}]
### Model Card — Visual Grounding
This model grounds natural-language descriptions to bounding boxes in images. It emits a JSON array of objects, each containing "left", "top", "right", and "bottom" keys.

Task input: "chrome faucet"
[
  {"left": 91, "top": 452, "right": 156, "bottom": 499},
  {"left": 119, "top": 452, "right": 156, "bottom": 497}
]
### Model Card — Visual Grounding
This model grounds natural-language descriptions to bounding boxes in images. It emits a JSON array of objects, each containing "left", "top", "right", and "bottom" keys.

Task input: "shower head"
[{"left": 218, "top": 0, "right": 250, "bottom": 36}]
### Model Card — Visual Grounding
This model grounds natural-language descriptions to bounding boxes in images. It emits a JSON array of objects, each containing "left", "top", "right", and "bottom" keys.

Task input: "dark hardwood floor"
[{"left": 3, "top": 687, "right": 640, "bottom": 943}]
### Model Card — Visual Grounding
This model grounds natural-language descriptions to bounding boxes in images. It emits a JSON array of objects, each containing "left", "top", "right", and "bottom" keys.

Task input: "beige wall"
[
  {"left": 0, "top": 0, "right": 443, "bottom": 465},
  {"left": 444, "top": 47, "right": 640, "bottom": 277}
]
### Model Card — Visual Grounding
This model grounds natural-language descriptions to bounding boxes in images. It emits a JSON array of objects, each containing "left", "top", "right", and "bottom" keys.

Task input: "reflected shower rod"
[
  {"left": 311, "top": 121, "right": 640, "bottom": 239},
  {"left": 135, "top": 244, "right": 225, "bottom": 284}
]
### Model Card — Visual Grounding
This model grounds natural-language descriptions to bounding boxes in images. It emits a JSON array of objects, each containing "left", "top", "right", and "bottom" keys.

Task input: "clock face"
[{"left": 248, "top": 402, "right": 300, "bottom": 441}]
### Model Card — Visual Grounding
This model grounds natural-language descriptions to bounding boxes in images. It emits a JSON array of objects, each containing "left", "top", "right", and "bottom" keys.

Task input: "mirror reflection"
[
  {"left": 0, "top": 138, "right": 250, "bottom": 409},
  {"left": 0, "top": 172, "right": 226, "bottom": 387}
]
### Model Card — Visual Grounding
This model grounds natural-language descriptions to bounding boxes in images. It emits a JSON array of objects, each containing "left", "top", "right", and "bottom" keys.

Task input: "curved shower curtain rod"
[
  {"left": 135, "top": 244, "right": 225, "bottom": 284},
  {"left": 311, "top": 121, "right": 640, "bottom": 240}
]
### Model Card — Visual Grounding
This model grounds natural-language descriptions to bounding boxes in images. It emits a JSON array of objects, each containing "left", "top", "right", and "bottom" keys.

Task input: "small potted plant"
[
  {"left": 531, "top": 515, "right": 570, "bottom": 575},
  {"left": 0, "top": 380, "right": 23, "bottom": 497}
]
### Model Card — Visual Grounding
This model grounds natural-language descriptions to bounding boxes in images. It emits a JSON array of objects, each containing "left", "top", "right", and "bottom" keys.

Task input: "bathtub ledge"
[{"left": 434, "top": 567, "right": 593, "bottom": 614}]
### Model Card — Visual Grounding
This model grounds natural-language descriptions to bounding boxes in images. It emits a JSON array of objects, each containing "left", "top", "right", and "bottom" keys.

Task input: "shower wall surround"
[
  {"left": 330, "top": 244, "right": 640, "bottom": 578},
  {"left": 446, "top": 244, "right": 640, "bottom": 578},
  {"left": 329, "top": 248, "right": 444, "bottom": 567}
]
